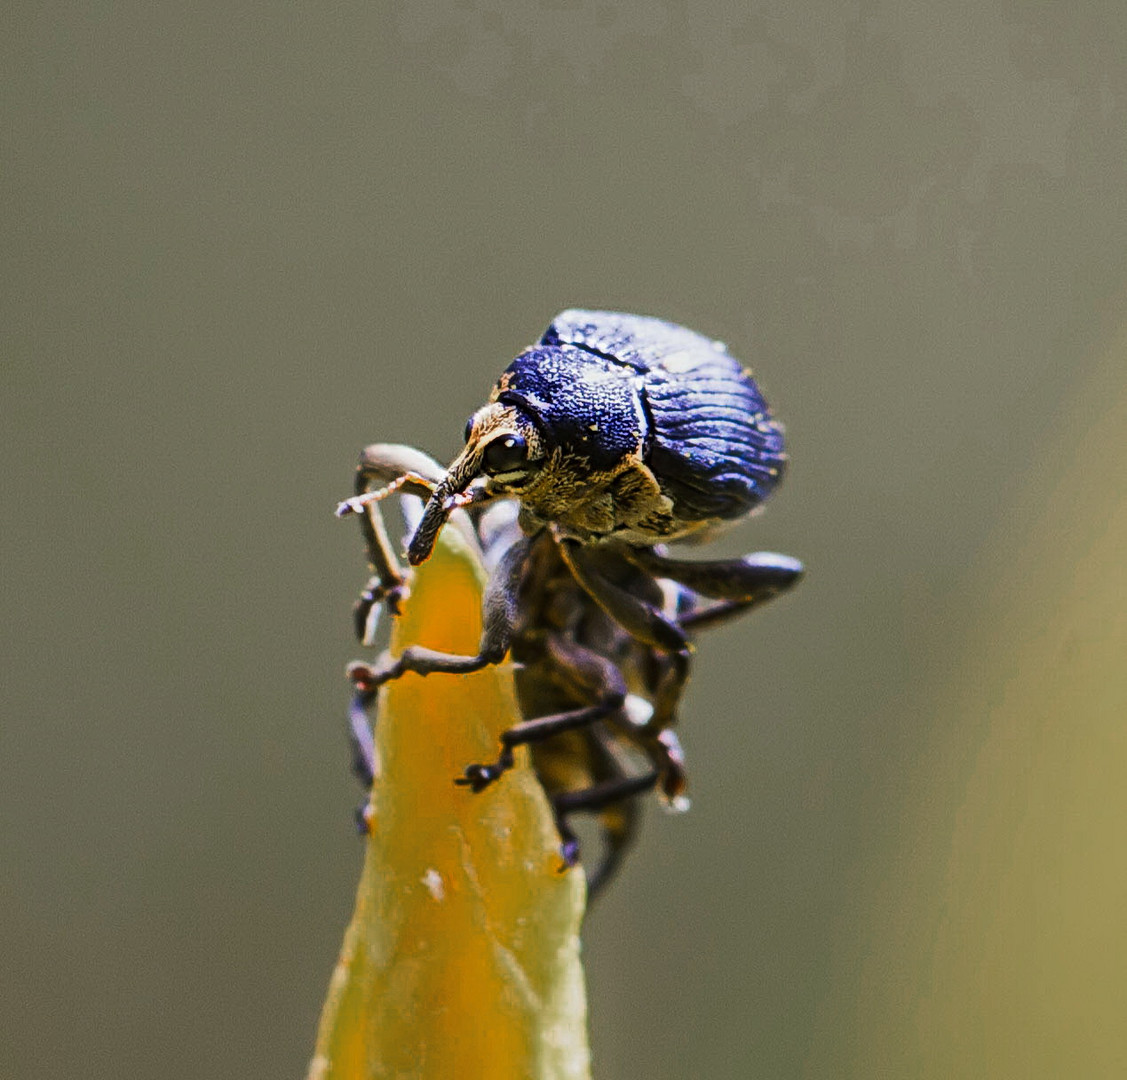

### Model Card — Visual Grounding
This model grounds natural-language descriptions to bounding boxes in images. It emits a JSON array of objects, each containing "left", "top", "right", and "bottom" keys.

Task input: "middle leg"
[{"left": 455, "top": 636, "right": 628, "bottom": 792}]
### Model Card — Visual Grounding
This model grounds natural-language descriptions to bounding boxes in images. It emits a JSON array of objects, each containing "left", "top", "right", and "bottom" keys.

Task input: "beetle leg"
[
  {"left": 351, "top": 533, "right": 405, "bottom": 645},
  {"left": 621, "top": 549, "right": 800, "bottom": 728},
  {"left": 582, "top": 798, "right": 640, "bottom": 901},
  {"left": 350, "top": 447, "right": 449, "bottom": 577},
  {"left": 626, "top": 548, "right": 804, "bottom": 633},
  {"left": 628, "top": 547, "right": 804, "bottom": 605},
  {"left": 573, "top": 722, "right": 693, "bottom": 896},
  {"left": 337, "top": 470, "right": 439, "bottom": 518},
  {"left": 343, "top": 471, "right": 434, "bottom": 632},
  {"left": 558, "top": 539, "right": 693, "bottom": 731},
  {"left": 353, "top": 442, "right": 450, "bottom": 494},
  {"left": 455, "top": 638, "right": 628, "bottom": 793},
  {"left": 547, "top": 699, "right": 693, "bottom": 894},
  {"left": 551, "top": 770, "right": 659, "bottom": 883},
  {"left": 348, "top": 689, "right": 377, "bottom": 786},
  {"left": 613, "top": 684, "right": 692, "bottom": 804},
  {"left": 341, "top": 444, "right": 495, "bottom": 641},
  {"left": 342, "top": 446, "right": 448, "bottom": 635},
  {"left": 348, "top": 534, "right": 528, "bottom": 691},
  {"left": 565, "top": 723, "right": 652, "bottom": 898},
  {"left": 351, "top": 500, "right": 408, "bottom": 639},
  {"left": 558, "top": 540, "right": 690, "bottom": 655},
  {"left": 651, "top": 728, "right": 690, "bottom": 805},
  {"left": 348, "top": 687, "right": 378, "bottom": 833}
]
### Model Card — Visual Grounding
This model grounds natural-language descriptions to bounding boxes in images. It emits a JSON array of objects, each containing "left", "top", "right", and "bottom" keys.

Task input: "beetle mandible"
[{"left": 338, "top": 310, "right": 803, "bottom": 893}]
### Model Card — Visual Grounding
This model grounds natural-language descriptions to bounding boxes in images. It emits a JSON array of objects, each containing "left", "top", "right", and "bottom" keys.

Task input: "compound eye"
[
  {"left": 463, "top": 417, "right": 475, "bottom": 443},
  {"left": 482, "top": 433, "right": 528, "bottom": 475}
]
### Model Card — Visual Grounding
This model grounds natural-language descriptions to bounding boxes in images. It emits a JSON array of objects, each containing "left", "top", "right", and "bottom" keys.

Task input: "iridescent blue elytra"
[{"left": 511, "top": 309, "right": 786, "bottom": 521}]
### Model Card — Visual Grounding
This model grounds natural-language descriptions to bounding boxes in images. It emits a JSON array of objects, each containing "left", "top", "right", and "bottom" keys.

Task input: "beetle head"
[{"left": 406, "top": 403, "right": 544, "bottom": 565}]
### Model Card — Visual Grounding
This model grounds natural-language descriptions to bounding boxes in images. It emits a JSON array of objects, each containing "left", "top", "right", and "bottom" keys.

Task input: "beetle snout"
[{"left": 406, "top": 444, "right": 485, "bottom": 565}]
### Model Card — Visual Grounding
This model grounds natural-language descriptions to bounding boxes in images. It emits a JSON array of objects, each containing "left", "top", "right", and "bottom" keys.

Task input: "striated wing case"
[{"left": 543, "top": 310, "right": 786, "bottom": 521}]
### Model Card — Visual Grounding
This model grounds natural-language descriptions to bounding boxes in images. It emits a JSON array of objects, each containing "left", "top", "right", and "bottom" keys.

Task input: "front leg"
[
  {"left": 340, "top": 443, "right": 499, "bottom": 643},
  {"left": 348, "top": 533, "right": 528, "bottom": 690},
  {"left": 339, "top": 445, "right": 451, "bottom": 641}
]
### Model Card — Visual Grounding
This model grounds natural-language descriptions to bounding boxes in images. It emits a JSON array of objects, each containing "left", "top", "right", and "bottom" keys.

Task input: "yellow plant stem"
[{"left": 309, "top": 523, "right": 590, "bottom": 1080}]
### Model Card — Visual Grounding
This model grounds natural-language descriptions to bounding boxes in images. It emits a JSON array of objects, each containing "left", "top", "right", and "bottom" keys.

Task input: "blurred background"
[{"left": 4, "top": 2, "right": 1127, "bottom": 1077}]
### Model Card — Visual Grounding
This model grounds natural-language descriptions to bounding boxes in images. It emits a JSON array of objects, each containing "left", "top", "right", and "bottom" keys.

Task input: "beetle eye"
[
  {"left": 482, "top": 434, "right": 529, "bottom": 475},
  {"left": 463, "top": 417, "right": 475, "bottom": 443}
]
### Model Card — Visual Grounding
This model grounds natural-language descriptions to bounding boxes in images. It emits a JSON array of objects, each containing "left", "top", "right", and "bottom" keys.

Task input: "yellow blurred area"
[
  {"left": 809, "top": 335, "right": 1127, "bottom": 1077},
  {"left": 309, "top": 525, "right": 589, "bottom": 1080}
]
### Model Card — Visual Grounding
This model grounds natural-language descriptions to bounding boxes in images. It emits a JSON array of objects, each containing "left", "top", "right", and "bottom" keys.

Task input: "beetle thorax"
[{"left": 504, "top": 448, "right": 697, "bottom": 545}]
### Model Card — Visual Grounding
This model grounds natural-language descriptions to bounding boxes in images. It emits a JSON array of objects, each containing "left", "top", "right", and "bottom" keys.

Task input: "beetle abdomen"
[{"left": 544, "top": 310, "right": 786, "bottom": 522}]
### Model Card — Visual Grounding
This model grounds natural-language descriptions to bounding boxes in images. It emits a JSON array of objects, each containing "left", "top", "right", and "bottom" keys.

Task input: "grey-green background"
[{"left": 4, "top": 3, "right": 1126, "bottom": 1078}]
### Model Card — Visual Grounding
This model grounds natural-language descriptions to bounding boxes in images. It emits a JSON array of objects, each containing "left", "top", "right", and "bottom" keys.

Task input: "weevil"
[{"left": 339, "top": 310, "right": 803, "bottom": 895}]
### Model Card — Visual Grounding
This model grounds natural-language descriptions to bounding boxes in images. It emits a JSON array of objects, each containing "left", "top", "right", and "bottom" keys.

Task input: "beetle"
[{"left": 339, "top": 310, "right": 803, "bottom": 894}]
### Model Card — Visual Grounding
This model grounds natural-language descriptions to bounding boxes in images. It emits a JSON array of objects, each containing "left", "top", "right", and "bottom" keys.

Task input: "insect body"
[{"left": 340, "top": 311, "right": 802, "bottom": 894}]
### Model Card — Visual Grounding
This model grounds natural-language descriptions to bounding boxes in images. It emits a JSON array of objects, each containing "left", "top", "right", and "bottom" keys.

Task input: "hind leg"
[
  {"left": 627, "top": 547, "right": 804, "bottom": 633},
  {"left": 551, "top": 719, "right": 693, "bottom": 899},
  {"left": 552, "top": 769, "right": 659, "bottom": 886}
]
